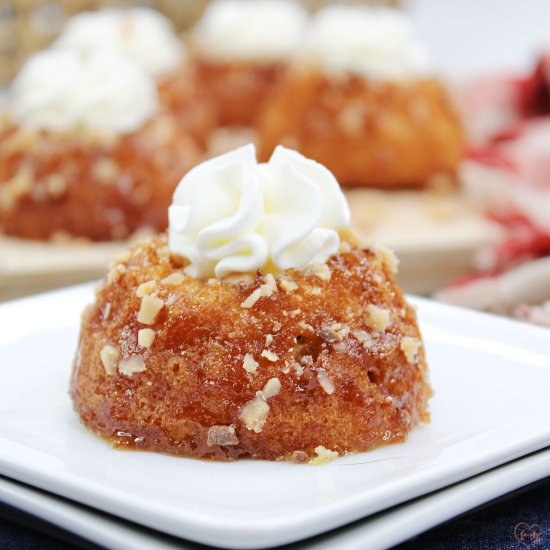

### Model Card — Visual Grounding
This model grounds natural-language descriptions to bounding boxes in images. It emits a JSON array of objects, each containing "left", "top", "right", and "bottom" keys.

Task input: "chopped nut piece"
[
  {"left": 400, "top": 336, "right": 421, "bottom": 364},
  {"left": 272, "top": 321, "right": 282, "bottom": 332},
  {"left": 292, "top": 450, "right": 309, "bottom": 464},
  {"left": 239, "top": 392, "right": 270, "bottom": 433},
  {"left": 318, "top": 323, "right": 349, "bottom": 344},
  {"left": 280, "top": 277, "right": 298, "bottom": 293},
  {"left": 317, "top": 369, "right": 335, "bottom": 395},
  {"left": 46, "top": 174, "right": 67, "bottom": 198},
  {"left": 0, "top": 167, "right": 33, "bottom": 212},
  {"left": 136, "top": 280, "right": 157, "bottom": 298},
  {"left": 116, "top": 250, "right": 131, "bottom": 264},
  {"left": 241, "top": 287, "right": 262, "bottom": 309},
  {"left": 293, "top": 361, "right": 305, "bottom": 376},
  {"left": 352, "top": 330, "right": 374, "bottom": 349},
  {"left": 338, "top": 240, "right": 352, "bottom": 253},
  {"left": 311, "top": 287, "right": 322, "bottom": 295},
  {"left": 265, "top": 334, "right": 273, "bottom": 347},
  {"left": 100, "top": 345, "right": 119, "bottom": 375},
  {"left": 106, "top": 264, "right": 126, "bottom": 285},
  {"left": 300, "top": 355, "right": 314, "bottom": 368},
  {"left": 156, "top": 246, "right": 170, "bottom": 260},
  {"left": 137, "top": 294, "right": 164, "bottom": 325},
  {"left": 103, "top": 303, "right": 111, "bottom": 321},
  {"left": 207, "top": 425, "right": 239, "bottom": 447},
  {"left": 263, "top": 273, "right": 277, "bottom": 295},
  {"left": 160, "top": 272, "right": 184, "bottom": 286},
  {"left": 375, "top": 244, "right": 400, "bottom": 274},
  {"left": 241, "top": 273, "right": 278, "bottom": 308},
  {"left": 93, "top": 158, "right": 120, "bottom": 184},
  {"left": 262, "top": 377, "right": 281, "bottom": 398},
  {"left": 118, "top": 356, "right": 146, "bottom": 377},
  {"left": 243, "top": 353, "right": 259, "bottom": 374},
  {"left": 261, "top": 350, "right": 279, "bottom": 362},
  {"left": 364, "top": 304, "right": 391, "bottom": 332},
  {"left": 138, "top": 328, "right": 155, "bottom": 349},
  {"left": 307, "top": 263, "right": 332, "bottom": 281},
  {"left": 309, "top": 446, "right": 339, "bottom": 465}
]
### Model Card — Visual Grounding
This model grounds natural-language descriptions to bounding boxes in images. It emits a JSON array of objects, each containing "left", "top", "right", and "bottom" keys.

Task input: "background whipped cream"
[
  {"left": 10, "top": 49, "right": 158, "bottom": 134},
  {"left": 54, "top": 8, "right": 184, "bottom": 78},
  {"left": 169, "top": 144, "right": 350, "bottom": 278},
  {"left": 192, "top": 0, "right": 308, "bottom": 62},
  {"left": 301, "top": 6, "right": 432, "bottom": 80}
]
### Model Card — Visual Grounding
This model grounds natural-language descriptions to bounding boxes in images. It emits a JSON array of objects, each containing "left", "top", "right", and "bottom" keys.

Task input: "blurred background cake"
[
  {"left": 189, "top": 0, "right": 308, "bottom": 128},
  {"left": 258, "top": 5, "right": 464, "bottom": 188},
  {"left": 0, "top": 47, "right": 200, "bottom": 241}
]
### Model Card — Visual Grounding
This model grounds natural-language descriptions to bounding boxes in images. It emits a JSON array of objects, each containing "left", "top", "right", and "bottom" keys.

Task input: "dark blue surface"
[{"left": 1, "top": 476, "right": 549, "bottom": 549}]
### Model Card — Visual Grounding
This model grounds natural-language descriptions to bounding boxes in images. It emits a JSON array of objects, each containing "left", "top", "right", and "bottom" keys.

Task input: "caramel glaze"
[
  {"left": 0, "top": 113, "right": 202, "bottom": 241},
  {"left": 70, "top": 236, "right": 431, "bottom": 461},
  {"left": 257, "top": 71, "right": 465, "bottom": 188},
  {"left": 191, "top": 56, "right": 287, "bottom": 127}
]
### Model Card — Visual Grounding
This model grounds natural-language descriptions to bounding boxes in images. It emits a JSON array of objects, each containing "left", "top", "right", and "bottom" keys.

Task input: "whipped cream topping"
[
  {"left": 301, "top": 6, "right": 431, "bottom": 80},
  {"left": 54, "top": 8, "right": 184, "bottom": 78},
  {"left": 192, "top": 0, "right": 308, "bottom": 62},
  {"left": 10, "top": 49, "right": 158, "bottom": 134},
  {"left": 169, "top": 144, "right": 351, "bottom": 278}
]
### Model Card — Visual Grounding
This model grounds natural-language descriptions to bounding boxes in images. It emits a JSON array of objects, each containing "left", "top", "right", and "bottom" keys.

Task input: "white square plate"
[{"left": 0, "top": 285, "right": 549, "bottom": 549}]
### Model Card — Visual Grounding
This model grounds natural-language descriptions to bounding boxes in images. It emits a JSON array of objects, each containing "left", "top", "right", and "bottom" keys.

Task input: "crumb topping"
[
  {"left": 262, "top": 377, "right": 281, "bottom": 398},
  {"left": 103, "top": 303, "right": 111, "bottom": 321},
  {"left": 136, "top": 280, "right": 157, "bottom": 298},
  {"left": 352, "top": 330, "right": 373, "bottom": 349},
  {"left": 261, "top": 349, "right": 279, "bottom": 362},
  {"left": 241, "top": 273, "right": 278, "bottom": 308},
  {"left": 160, "top": 272, "right": 184, "bottom": 286},
  {"left": 207, "top": 425, "right": 239, "bottom": 447},
  {"left": 243, "top": 353, "right": 259, "bottom": 374},
  {"left": 316, "top": 369, "right": 335, "bottom": 395},
  {"left": 137, "top": 294, "right": 164, "bottom": 325},
  {"left": 292, "top": 450, "right": 309, "bottom": 464},
  {"left": 375, "top": 244, "right": 399, "bottom": 274},
  {"left": 318, "top": 322, "right": 349, "bottom": 344},
  {"left": 306, "top": 263, "right": 332, "bottom": 281},
  {"left": 138, "top": 328, "right": 155, "bottom": 349},
  {"left": 280, "top": 277, "right": 298, "bottom": 293},
  {"left": 309, "top": 445, "right": 339, "bottom": 465},
  {"left": 100, "top": 345, "right": 119, "bottom": 375},
  {"left": 118, "top": 355, "right": 146, "bottom": 377},
  {"left": 239, "top": 392, "right": 270, "bottom": 433},
  {"left": 400, "top": 336, "right": 421, "bottom": 364},
  {"left": 364, "top": 304, "right": 391, "bottom": 332},
  {"left": 106, "top": 264, "right": 126, "bottom": 286}
]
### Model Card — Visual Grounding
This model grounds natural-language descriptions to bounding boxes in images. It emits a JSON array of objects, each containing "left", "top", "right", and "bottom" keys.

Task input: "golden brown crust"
[
  {"left": 0, "top": 114, "right": 201, "bottom": 241},
  {"left": 191, "top": 55, "right": 287, "bottom": 127},
  {"left": 258, "top": 71, "right": 465, "bottom": 188},
  {"left": 70, "top": 236, "right": 430, "bottom": 461}
]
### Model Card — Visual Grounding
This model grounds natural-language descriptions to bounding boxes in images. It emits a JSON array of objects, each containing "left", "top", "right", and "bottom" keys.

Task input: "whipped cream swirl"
[
  {"left": 169, "top": 145, "right": 351, "bottom": 278},
  {"left": 54, "top": 8, "right": 184, "bottom": 78},
  {"left": 10, "top": 49, "right": 158, "bottom": 134},
  {"left": 302, "top": 6, "right": 431, "bottom": 80},
  {"left": 192, "top": 0, "right": 308, "bottom": 62}
]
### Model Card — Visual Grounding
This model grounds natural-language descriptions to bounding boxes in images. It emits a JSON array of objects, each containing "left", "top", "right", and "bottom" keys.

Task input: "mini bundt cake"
[
  {"left": 257, "top": 6, "right": 464, "bottom": 188},
  {"left": 54, "top": 7, "right": 214, "bottom": 147},
  {"left": 189, "top": 0, "right": 308, "bottom": 127},
  {"left": 70, "top": 145, "right": 430, "bottom": 461},
  {"left": 0, "top": 49, "right": 201, "bottom": 241}
]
